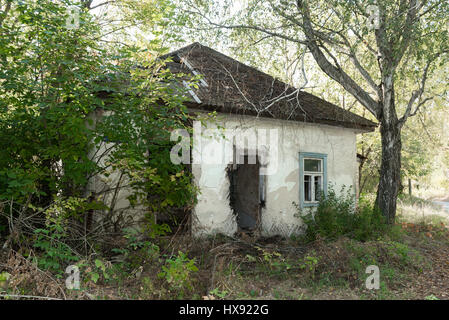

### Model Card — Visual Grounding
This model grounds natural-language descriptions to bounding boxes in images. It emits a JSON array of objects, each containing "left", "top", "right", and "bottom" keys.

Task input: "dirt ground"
[{"left": 1, "top": 222, "right": 449, "bottom": 300}]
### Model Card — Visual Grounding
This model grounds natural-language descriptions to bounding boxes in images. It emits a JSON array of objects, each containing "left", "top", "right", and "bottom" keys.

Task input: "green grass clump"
[{"left": 295, "top": 186, "right": 387, "bottom": 242}]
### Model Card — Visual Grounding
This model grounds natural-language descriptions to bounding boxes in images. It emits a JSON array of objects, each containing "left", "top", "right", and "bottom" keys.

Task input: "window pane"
[
  {"left": 304, "top": 159, "right": 321, "bottom": 172},
  {"left": 304, "top": 175, "right": 311, "bottom": 201},
  {"left": 314, "top": 176, "right": 322, "bottom": 201}
]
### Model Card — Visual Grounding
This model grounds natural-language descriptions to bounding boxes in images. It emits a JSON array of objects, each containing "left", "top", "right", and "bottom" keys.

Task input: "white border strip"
[
  {"left": 182, "top": 80, "right": 202, "bottom": 104},
  {"left": 180, "top": 57, "right": 209, "bottom": 87}
]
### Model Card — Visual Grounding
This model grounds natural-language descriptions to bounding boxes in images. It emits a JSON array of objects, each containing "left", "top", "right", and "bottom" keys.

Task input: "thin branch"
[
  {"left": 89, "top": 0, "right": 116, "bottom": 11},
  {"left": 399, "top": 51, "right": 444, "bottom": 125},
  {"left": 299, "top": 2, "right": 380, "bottom": 118},
  {"left": 182, "top": 5, "right": 307, "bottom": 46},
  {"left": 0, "top": 0, "right": 12, "bottom": 28}
]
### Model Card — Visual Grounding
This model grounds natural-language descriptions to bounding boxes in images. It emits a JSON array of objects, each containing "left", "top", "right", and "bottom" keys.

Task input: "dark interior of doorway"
[{"left": 228, "top": 155, "right": 261, "bottom": 231}]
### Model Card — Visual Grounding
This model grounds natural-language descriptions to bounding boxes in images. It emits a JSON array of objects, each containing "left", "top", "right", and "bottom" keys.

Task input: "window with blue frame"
[{"left": 299, "top": 152, "right": 327, "bottom": 207}]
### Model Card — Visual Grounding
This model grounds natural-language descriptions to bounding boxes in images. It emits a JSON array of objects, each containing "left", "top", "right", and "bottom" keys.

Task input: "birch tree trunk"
[{"left": 376, "top": 94, "right": 402, "bottom": 223}]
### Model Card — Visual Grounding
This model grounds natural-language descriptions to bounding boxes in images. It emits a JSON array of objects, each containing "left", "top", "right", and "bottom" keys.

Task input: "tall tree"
[
  {"left": 0, "top": 0, "right": 197, "bottom": 244},
  {"left": 176, "top": 0, "right": 448, "bottom": 223}
]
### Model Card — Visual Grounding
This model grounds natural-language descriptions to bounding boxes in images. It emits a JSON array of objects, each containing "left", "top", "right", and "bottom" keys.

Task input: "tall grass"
[
  {"left": 295, "top": 187, "right": 387, "bottom": 242},
  {"left": 397, "top": 194, "right": 449, "bottom": 226}
]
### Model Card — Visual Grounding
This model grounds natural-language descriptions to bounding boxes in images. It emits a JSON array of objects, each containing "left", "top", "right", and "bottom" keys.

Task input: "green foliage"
[
  {"left": 358, "top": 112, "right": 443, "bottom": 194},
  {"left": 209, "top": 288, "right": 229, "bottom": 299},
  {"left": 0, "top": 272, "right": 10, "bottom": 282},
  {"left": 158, "top": 251, "right": 198, "bottom": 297},
  {"left": 142, "top": 214, "right": 171, "bottom": 239},
  {"left": 33, "top": 225, "right": 79, "bottom": 275},
  {"left": 0, "top": 0, "right": 197, "bottom": 205},
  {"left": 299, "top": 254, "right": 319, "bottom": 278},
  {"left": 89, "top": 259, "right": 111, "bottom": 284},
  {"left": 0, "top": 0, "right": 200, "bottom": 271},
  {"left": 256, "top": 247, "right": 292, "bottom": 275},
  {"left": 0, "top": 0, "right": 107, "bottom": 201},
  {"left": 31, "top": 197, "right": 104, "bottom": 274},
  {"left": 0, "top": 271, "right": 10, "bottom": 292},
  {"left": 295, "top": 186, "right": 387, "bottom": 242},
  {"left": 112, "top": 228, "right": 160, "bottom": 269},
  {"left": 344, "top": 238, "right": 424, "bottom": 277}
]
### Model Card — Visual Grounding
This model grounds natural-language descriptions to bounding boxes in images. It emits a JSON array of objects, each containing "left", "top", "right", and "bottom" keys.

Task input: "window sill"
[{"left": 302, "top": 202, "right": 319, "bottom": 208}]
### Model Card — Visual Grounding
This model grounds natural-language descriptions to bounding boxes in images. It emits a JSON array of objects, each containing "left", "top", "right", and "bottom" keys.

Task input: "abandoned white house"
[
  {"left": 90, "top": 42, "right": 377, "bottom": 237},
  {"left": 163, "top": 43, "right": 377, "bottom": 237}
]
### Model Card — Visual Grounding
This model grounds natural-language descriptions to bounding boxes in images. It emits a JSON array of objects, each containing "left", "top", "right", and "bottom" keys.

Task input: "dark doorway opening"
[{"left": 229, "top": 155, "right": 261, "bottom": 231}]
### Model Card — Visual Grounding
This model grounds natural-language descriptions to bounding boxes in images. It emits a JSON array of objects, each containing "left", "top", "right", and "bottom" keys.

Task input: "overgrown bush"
[
  {"left": 295, "top": 186, "right": 387, "bottom": 242},
  {"left": 158, "top": 251, "right": 198, "bottom": 298},
  {"left": 33, "top": 226, "right": 79, "bottom": 275},
  {"left": 0, "top": 0, "right": 199, "bottom": 278}
]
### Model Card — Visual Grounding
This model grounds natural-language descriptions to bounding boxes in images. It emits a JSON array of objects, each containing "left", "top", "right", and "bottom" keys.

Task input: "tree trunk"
[{"left": 375, "top": 107, "right": 402, "bottom": 224}]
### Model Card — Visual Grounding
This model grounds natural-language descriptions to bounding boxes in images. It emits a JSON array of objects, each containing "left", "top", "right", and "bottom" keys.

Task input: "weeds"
[
  {"left": 295, "top": 186, "right": 387, "bottom": 242},
  {"left": 209, "top": 287, "right": 228, "bottom": 299},
  {"left": 1, "top": 190, "right": 447, "bottom": 300},
  {"left": 299, "top": 253, "right": 319, "bottom": 279},
  {"left": 158, "top": 251, "right": 198, "bottom": 298},
  {"left": 256, "top": 248, "right": 292, "bottom": 275},
  {"left": 33, "top": 225, "right": 79, "bottom": 276}
]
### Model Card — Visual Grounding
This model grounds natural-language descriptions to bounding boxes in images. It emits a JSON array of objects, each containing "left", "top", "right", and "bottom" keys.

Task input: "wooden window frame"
[{"left": 299, "top": 152, "right": 328, "bottom": 208}]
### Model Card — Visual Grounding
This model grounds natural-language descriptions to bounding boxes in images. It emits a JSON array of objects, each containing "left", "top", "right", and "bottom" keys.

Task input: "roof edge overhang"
[{"left": 184, "top": 101, "right": 378, "bottom": 133}]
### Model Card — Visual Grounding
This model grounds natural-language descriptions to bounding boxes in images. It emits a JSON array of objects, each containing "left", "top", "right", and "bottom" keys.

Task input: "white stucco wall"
[
  {"left": 86, "top": 109, "right": 146, "bottom": 229},
  {"left": 192, "top": 114, "right": 359, "bottom": 237}
]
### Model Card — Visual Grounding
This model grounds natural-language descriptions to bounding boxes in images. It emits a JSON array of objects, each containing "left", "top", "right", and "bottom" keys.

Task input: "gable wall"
[{"left": 192, "top": 113, "right": 358, "bottom": 237}]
